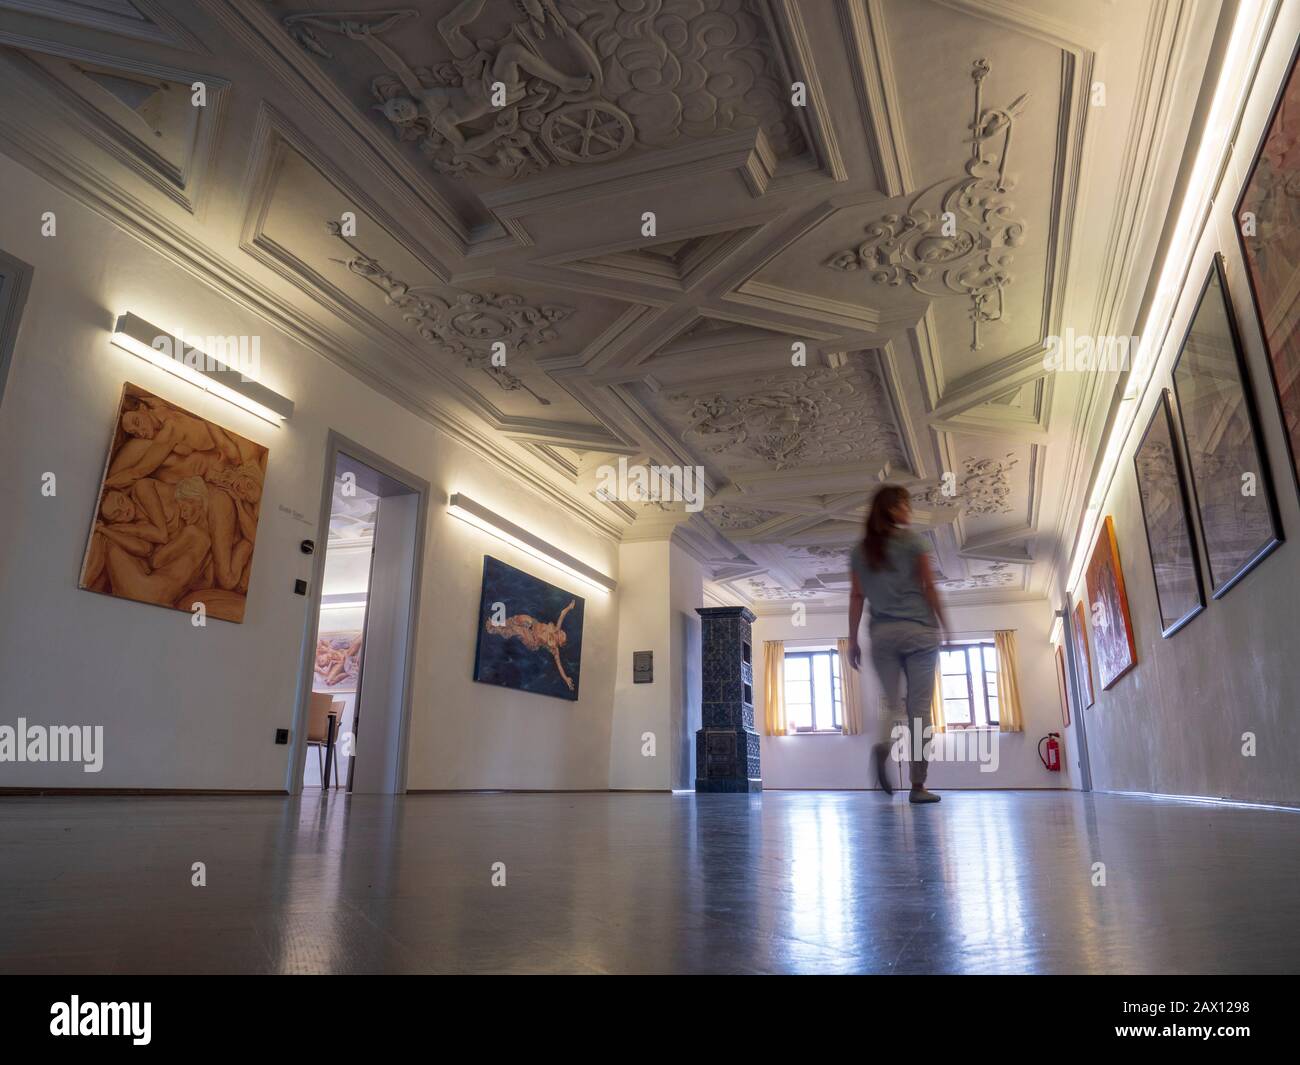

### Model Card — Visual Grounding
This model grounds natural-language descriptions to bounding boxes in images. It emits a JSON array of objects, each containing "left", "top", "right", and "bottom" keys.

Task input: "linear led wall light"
[
  {"left": 448, "top": 492, "right": 616, "bottom": 593},
  {"left": 110, "top": 312, "right": 294, "bottom": 425}
]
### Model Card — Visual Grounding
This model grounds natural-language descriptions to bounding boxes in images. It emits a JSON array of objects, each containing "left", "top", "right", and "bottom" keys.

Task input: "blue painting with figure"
[{"left": 472, "top": 556, "right": 584, "bottom": 701}]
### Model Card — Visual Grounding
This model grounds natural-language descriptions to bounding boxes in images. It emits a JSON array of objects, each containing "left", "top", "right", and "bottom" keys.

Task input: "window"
[
  {"left": 783, "top": 649, "right": 842, "bottom": 732},
  {"left": 939, "top": 642, "right": 1000, "bottom": 729}
]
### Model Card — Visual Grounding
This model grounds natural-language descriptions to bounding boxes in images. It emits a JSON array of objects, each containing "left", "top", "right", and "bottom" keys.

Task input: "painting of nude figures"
[
  {"left": 78, "top": 383, "right": 268, "bottom": 623},
  {"left": 314, "top": 631, "right": 364, "bottom": 692},
  {"left": 473, "top": 556, "right": 584, "bottom": 701}
]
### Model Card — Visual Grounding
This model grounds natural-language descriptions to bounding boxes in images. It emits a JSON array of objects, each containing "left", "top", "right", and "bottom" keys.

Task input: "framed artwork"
[
  {"left": 1055, "top": 645, "right": 1071, "bottom": 727},
  {"left": 78, "top": 382, "right": 268, "bottom": 623},
  {"left": 1133, "top": 389, "right": 1206, "bottom": 636},
  {"left": 1084, "top": 515, "right": 1137, "bottom": 691},
  {"left": 473, "top": 555, "right": 585, "bottom": 701},
  {"left": 1071, "top": 599, "right": 1094, "bottom": 709},
  {"left": 1235, "top": 42, "right": 1300, "bottom": 496},
  {"left": 314, "top": 630, "right": 364, "bottom": 692},
  {"left": 1170, "top": 257, "right": 1283, "bottom": 598}
]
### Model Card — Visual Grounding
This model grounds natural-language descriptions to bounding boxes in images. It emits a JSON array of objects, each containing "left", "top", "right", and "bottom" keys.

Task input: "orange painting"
[
  {"left": 1084, "top": 515, "right": 1137, "bottom": 690},
  {"left": 79, "top": 383, "right": 268, "bottom": 623},
  {"left": 1072, "top": 599, "right": 1095, "bottom": 709}
]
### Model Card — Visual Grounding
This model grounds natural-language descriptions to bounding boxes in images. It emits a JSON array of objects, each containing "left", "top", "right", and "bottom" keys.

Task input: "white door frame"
[{"left": 286, "top": 431, "right": 429, "bottom": 795}]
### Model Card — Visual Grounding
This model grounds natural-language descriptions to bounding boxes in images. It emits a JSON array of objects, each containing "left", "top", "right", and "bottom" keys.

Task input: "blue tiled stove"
[{"left": 694, "top": 606, "right": 762, "bottom": 793}]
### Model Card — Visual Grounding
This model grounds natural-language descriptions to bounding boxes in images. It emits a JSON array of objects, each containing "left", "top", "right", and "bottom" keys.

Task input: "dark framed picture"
[
  {"left": 473, "top": 555, "right": 584, "bottom": 701},
  {"left": 1084, "top": 515, "right": 1138, "bottom": 691},
  {"left": 1055, "top": 645, "right": 1071, "bottom": 727},
  {"left": 1133, "top": 389, "right": 1206, "bottom": 636},
  {"left": 1170, "top": 256, "right": 1284, "bottom": 598},
  {"left": 1071, "top": 599, "right": 1094, "bottom": 710},
  {"left": 1235, "top": 42, "right": 1300, "bottom": 497}
]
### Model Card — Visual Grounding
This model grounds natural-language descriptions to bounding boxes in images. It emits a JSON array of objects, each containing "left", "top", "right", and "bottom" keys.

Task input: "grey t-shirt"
[{"left": 850, "top": 530, "right": 938, "bottom": 627}]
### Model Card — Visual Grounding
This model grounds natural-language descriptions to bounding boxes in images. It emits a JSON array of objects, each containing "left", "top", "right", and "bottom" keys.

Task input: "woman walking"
[{"left": 848, "top": 485, "right": 947, "bottom": 803}]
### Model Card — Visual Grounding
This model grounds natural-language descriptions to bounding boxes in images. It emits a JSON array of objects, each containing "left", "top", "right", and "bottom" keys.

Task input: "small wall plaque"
[{"left": 633, "top": 650, "right": 653, "bottom": 683}]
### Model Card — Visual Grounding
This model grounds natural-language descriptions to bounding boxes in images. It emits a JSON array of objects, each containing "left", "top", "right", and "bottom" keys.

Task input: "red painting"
[{"left": 1084, "top": 516, "right": 1137, "bottom": 690}]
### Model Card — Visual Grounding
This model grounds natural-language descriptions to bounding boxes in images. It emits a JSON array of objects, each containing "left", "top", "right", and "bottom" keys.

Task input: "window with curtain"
[
  {"left": 782, "top": 649, "right": 842, "bottom": 732},
  {"left": 939, "top": 642, "right": 999, "bottom": 729}
]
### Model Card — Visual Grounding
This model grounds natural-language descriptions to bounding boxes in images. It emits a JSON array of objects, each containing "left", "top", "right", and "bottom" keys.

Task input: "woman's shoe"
[
  {"left": 872, "top": 743, "right": 894, "bottom": 795},
  {"left": 909, "top": 786, "right": 941, "bottom": 804}
]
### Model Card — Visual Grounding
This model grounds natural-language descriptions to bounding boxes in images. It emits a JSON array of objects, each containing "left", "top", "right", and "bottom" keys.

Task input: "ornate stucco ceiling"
[{"left": 0, "top": 0, "right": 1214, "bottom": 611}]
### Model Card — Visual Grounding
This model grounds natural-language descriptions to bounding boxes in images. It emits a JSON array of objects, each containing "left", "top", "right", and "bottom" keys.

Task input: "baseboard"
[
  {"left": 1095, "top": 787, "right": 1300, "bottom": 812},
  {"left": 0, "top": 787, "right": 289, "bottom": 797}
]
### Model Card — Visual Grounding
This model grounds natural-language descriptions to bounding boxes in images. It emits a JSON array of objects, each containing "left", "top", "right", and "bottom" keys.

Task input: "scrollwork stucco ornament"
[{"left": 825, "top": 59, "right": 1028, "bottom": 351}]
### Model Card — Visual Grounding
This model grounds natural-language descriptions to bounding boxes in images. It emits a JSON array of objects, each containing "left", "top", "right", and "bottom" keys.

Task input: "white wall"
[
  {"left": 0, "top": 154, "right": 619, "bottom": 792},
  {"left": 1055, "top": 10, "right": 1300, "bottom": 807},
  {"left": 609, "top": 536, "right": 702, "bottom": 790},
  {"left": 752, "top": 599, "right": 1072, "bottom": 791},
  {"left": 610, "top": 540, "right": 671, "bottom": 790},
  {"left": 669, "top": 541, "right": 703, "bottom": 790}
]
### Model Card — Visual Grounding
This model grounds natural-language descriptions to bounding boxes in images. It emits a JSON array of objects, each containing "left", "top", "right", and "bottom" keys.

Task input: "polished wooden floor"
[{"left": 1, "top": 790, "right": 1296, "bottom": 974}]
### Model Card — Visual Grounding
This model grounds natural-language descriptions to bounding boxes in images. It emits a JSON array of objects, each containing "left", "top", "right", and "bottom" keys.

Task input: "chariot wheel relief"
[{"left": 541, "top": 101, "right": 634, "bottom": 164}]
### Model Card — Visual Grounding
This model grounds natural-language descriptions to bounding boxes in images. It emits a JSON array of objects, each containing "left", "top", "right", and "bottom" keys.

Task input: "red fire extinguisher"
[{"left": 1039, "top": 732, "right": 1062, "bottom": 772}]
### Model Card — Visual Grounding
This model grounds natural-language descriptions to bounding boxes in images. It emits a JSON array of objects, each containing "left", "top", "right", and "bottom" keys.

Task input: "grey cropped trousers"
[{"left": 869, "top": 619, "right": 940, "bottom": 785}]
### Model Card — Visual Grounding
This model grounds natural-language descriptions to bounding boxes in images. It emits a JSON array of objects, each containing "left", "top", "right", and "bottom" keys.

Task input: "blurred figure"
[{"left": 847, "top": 485, "right": 947, "bottom": 803}]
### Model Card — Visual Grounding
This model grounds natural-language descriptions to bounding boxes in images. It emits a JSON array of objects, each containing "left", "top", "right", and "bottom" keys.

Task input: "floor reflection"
[{"left": 1, "top": 790, "right": 1297, "bottom": 974}]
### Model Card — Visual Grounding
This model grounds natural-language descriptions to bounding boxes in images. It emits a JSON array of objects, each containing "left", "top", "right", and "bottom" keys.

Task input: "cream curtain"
[
  {"left": 931, "top": 660, "right": 947, "bottom": 733},
  {"left": 836, "top": 638, "right": 864, "bottom": 735},
  {"left": 763, "top": 640, "right": 787, "bottom": 736},
  {"left": 994, "top": 629, "right": 1024, "bottom": 732}
]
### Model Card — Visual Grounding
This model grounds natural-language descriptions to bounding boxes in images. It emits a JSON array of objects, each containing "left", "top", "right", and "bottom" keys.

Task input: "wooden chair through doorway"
[{"left": 307, "top": 692, "right": 341, "bottom": 788}]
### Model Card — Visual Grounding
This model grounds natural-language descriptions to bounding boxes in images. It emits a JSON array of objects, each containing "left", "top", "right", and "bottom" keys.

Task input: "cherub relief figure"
[
  {"left": 288, "top": 1, "right": 594, "bottom": 176},
  {"left": 485, "top": 598, "right": 578, "bottom": 691}
]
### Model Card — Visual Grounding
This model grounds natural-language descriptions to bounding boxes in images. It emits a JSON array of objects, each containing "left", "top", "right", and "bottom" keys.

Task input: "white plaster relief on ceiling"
[
  {"left": 913, "top": 452, "right": 1019, "bottom": 516},
  {"left": 741, "top": 577, "right": 821, "bottom": 602},
  {"left": 282, "top": 0, "right": 803, "bottom": 183},
  {"left": 824, "top": 59, "right": 1027, "bottom": 351},
  {"left": 668, "top": 361, "right": 907, "bottom": 472},
  {"left": 0, "top": 0, "right": 1208, "bottom": 610},
  {"left": 935, "top": 561, "right": 1019, "bottom": 591},
  {"left": 705, "top": 505, "right": 782, "bottom": 531},
  {"left": 327, "top": 220, "right": 568, "bottom": 405}
]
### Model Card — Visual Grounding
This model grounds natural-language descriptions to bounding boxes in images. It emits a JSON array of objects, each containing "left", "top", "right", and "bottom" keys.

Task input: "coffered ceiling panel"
[
  {"left": 271, "top": 0, "right": 815, "bottom": 234},
  {"left": 245, "top": 135, "right": 635, "bottom": 441}
]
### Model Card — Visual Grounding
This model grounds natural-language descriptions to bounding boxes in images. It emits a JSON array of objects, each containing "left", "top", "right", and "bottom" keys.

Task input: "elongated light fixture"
[
  {"left": 110, "top": 312, "right": 294, "bottom": 425},
  {"left": 448, "top": 492, "right": 616, "bottom": 593}
]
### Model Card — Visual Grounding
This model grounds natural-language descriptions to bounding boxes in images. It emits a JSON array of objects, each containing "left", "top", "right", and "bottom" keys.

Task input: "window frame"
[
  {"left": 782, "top": 649, "right": 843, "bottom": 733},
  {"left": 939, "top": 640, "right": 1001, "bottom": 730}
]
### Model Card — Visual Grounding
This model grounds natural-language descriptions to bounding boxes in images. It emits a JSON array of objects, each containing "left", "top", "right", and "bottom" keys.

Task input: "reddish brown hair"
[{"left": 863, "top": 485, "right": 911, "bottom": 571}]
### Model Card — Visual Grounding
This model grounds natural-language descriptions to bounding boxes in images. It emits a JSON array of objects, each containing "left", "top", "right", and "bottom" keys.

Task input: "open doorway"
[{"left": 291, "top": 434, "right": 427, "bottom": 795}]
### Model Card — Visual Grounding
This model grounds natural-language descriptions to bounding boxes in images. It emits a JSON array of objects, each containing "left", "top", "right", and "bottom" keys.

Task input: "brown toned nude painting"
[{"left": 78, "top": 383, "right": 268, "bottom": 623}]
